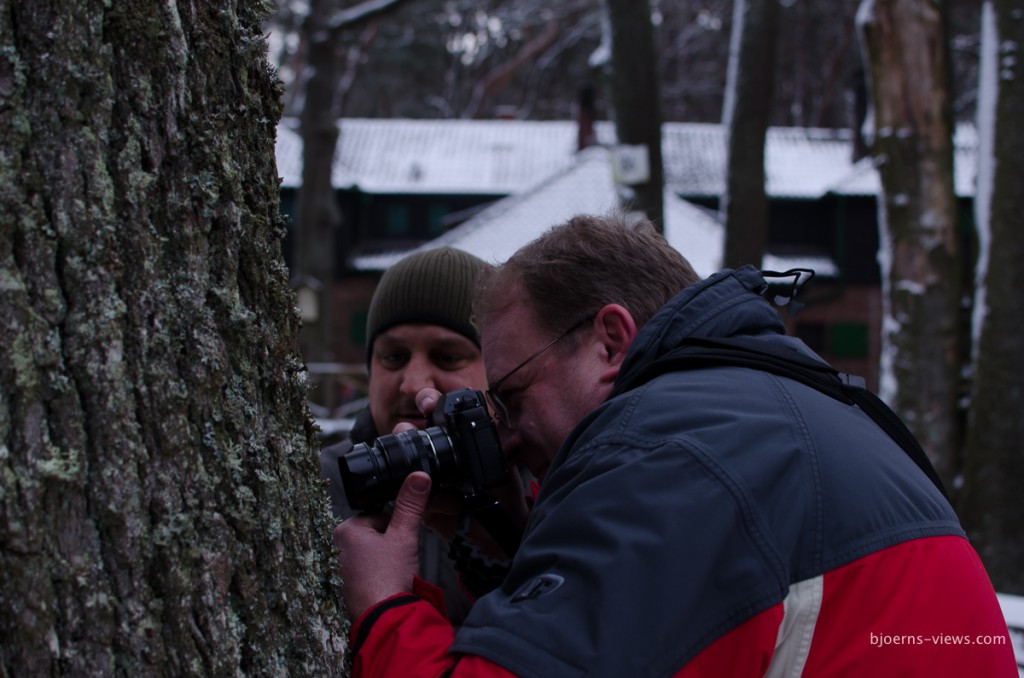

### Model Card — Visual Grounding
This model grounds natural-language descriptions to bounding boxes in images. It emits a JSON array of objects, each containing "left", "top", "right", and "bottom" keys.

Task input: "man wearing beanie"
[
  {"left": 320, "top": 246, "right": 490, "bottom": 622},
  {"left": 320, "top": 246, "right": 488, "bottom": 516}
]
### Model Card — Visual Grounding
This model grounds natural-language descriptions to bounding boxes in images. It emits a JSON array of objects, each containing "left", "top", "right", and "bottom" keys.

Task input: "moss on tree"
[{"left": 1, "top": 1, "right": 347, "bottom": 674}]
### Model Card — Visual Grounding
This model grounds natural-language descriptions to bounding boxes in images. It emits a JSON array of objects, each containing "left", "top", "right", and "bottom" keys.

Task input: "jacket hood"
[{"left": 615, "top": 266, "right": 787, "bottom": 391}]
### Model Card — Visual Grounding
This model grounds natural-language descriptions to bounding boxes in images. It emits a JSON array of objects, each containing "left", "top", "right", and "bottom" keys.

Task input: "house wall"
[
  {"left": 770, "top": 199, "right": 835, "bottom": 253},
  {"left": 786, "top": 283, "right": 883, "bottom": 392},
  {"left": 330, "top": 273, "right": 379, "bottom": 365},
  {"left": 827, "top": 195, "right": 883, "bottom": 285},
  {"left": 343, "top": 192, "right": 504, "bottom": 264},
  {"left": 291, "top": 191, "right": 896, "bottom": 402}
]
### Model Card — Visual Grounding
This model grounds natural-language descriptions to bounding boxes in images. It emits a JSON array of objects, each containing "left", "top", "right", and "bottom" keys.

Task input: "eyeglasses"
[{"left": 485, "top": 314, "right": 595, "bottom": 427}]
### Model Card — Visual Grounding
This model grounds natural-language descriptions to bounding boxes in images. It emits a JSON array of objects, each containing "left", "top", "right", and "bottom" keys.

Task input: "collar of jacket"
[{"left": 614, "top": 266, "right": 785, "bottom": 395}]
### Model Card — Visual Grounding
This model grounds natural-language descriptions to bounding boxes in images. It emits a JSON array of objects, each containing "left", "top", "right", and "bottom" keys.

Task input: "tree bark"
[
  {"left": 857, "top": 0, "right": 964, "bottom": 488},
  {"left": 0, "top": 1, "right": 346, "bottom": 674},
  {"left": 721, "top": 0, "right": 778, "bottom": 269},
  {"left": 959, "top": 0, "right": 1024, "bottom": 595},
  {"left": 604, "top": 0, "right": 665, "bottom": 230}
]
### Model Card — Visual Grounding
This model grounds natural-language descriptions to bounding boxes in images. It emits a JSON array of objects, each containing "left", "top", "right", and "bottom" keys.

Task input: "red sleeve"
[
  {"left": 671, "top": 603, "right": 783, "bottom": 677},
  {"left": 349, "top": 578, "right": 517, "bottom": 678}
]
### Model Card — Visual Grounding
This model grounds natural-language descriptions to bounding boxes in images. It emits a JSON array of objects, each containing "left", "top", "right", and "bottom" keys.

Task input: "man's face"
[
  {"left": 368, "top": 323, "right": 486, "bottom": 435},
  {"left": 481, "top": 299, "right": 605, "bottom": 482}
]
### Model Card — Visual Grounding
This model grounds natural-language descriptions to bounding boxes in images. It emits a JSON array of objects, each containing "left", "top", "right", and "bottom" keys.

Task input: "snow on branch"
[{"left": 329, "top": 0, "right": 409, "bottom": 31}]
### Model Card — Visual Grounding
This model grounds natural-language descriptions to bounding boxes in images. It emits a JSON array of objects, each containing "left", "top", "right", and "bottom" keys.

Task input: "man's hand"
[
  {"left": 410, "top": 388, "right": 530, "bottom": 559},
  {"left": 333, "top": 471, "right": 432, "bottom": 619}
]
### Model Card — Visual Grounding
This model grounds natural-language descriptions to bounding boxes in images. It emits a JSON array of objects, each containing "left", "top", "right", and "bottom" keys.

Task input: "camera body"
[{"left": 339, "top": 388, "right": 507, "bottom": 511}]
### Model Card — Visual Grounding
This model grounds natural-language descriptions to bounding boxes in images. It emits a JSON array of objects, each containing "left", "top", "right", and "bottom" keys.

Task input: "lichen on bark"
[{"left": 1, "top": 1, "right": 347, "bottom": 674}]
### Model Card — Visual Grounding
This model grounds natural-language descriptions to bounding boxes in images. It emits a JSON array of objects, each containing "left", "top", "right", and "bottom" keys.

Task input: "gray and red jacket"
[{"left": 347, "top": 267, "right": 1016, "bottom": 677}]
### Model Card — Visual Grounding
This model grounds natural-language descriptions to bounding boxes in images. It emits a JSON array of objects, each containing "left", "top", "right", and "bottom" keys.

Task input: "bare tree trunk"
[
  {"left": 297, "top": 0, "right": 346, "bottom": 367},
  {"left": 857, "top": 0, "right": 964, "bottom": 489},
  {"left": 721, "top": 0, "right": 778, "bottom": 269},
  {"left": 0, "top": 1, "right": 346, "bottom": 674},
  {"left": 294, "top": 0, "right": 412, "bottom": 370},
  {"left": 604, "top": 0, "right": 665, "bottom": 230},
  {"left": 959, "top": 0, "right": 1024, "bottom": 595}
]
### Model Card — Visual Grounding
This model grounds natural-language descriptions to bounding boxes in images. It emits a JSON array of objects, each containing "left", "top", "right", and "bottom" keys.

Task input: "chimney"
[{"left": 576, "top": 83, "right": 597, "bottom": 151}]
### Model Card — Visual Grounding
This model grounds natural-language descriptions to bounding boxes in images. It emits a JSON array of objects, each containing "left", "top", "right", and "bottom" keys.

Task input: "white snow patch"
[
  {"left": 972, "top": 2, "right": 998, "bottom": 352},
  {"left": 895, "top": 280, "right": 926, "bottom": 296},
  {"left": 998, "top": 592, "right": 1024, "bottom": 674}
]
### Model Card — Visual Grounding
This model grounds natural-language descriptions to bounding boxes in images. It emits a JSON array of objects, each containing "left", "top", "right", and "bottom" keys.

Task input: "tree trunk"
[
  {"left": 297, "top": 0, "right": 345, "bottom": 367},
  {"left": 294, "top": 0, "right": 412, "bottom": 372},
  {"left": 0, "top": 1, "right": 346, "bottom": 674},
  {"left": 857, "top": 0, "right": 964, "bottom": 489},
  {"left": 604, "top": 0, "right": 665, "bottom": 230},
  {"left": 721, "top": 0, "right": 778, "bottom": 269},
  {"left": 959, "top": 0, "right": 1024, "bottom": 595}
]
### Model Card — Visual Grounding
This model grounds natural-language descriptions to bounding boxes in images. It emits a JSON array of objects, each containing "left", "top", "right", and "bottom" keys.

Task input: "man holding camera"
[
  {"left": 333, "top": 216, "right": 1015, "bottom": 676},
  {"left": 320, "top": 246, "right": 492, "bottom": 622}
]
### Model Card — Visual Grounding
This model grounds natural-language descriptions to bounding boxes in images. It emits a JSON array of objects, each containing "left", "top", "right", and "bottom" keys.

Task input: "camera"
[{"left": 339, "top": 388, "right": 508, "bottom": 511}]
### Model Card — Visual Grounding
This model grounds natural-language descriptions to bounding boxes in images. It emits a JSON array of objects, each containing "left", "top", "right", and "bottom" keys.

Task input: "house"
[
  {"left": 349, "top": 144, "right": 727, "bottom": 277},
  {"left": 275, "top": 117, "right": 979, "bottom": 390},
  {"left": 275, "top": 118, "right": 588, "bottom": 259}
]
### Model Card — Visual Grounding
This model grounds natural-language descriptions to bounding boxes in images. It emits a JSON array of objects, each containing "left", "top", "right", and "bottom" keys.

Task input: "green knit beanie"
[{"left": 366, "top": 247, "right": 489, "bottom": 364}]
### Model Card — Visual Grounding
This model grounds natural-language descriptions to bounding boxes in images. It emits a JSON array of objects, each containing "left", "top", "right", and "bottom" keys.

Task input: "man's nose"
[{"left": 399, "top": 355, "right": 437, "bottom": 396}]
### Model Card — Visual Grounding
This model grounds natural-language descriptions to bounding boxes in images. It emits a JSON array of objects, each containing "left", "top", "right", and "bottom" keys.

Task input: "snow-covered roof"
[
  {"left": 826, "top": 124, "right": 979, "bottom": 197},
  {"left": 276, "top": 118, "right": 611, "bottom": 195},
  {"left": 276, "top": 118, "right": 979, "bottom": 200},
  {"left": 351, "top": 145, "right": 724, "bottom": 275},
  {"left": 998, "top": 592, "right": 1024, "bottom": 672},
  {"left": 350, "top": 145, "right": 839, "bottom": 279},
  {"left": 276, "top": 122, "right": 357, "bottom": 189},
  {"left": 662, "top": 124, "right": 859, "bottom": 199}
]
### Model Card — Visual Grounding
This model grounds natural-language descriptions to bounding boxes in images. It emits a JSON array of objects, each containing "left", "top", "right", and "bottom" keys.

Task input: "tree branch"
[
  {"left": 329, "top": 0, "right": 411, "bottom": 31},
  {"left": 465, "top": 18, "right": 560, "bottom": 119}
]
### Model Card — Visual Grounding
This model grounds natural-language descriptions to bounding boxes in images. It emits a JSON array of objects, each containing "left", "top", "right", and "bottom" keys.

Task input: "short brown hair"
[{"left": 474, "top": 213, "right": 700, "bottom": 336}]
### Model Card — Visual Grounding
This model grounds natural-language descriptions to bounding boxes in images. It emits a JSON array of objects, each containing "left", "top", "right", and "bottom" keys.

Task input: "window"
[
  {"left": 829, "top": 322, "right": 869, "bottom": 358},
  {"left": 385, "top": 204, "right": 411, "bottom": 237},
  {"left": 350, "top": 311, "right": 368, "bottom": 346},
  {"left": 427, "top": 203, "right": 449, "bottom": 237}
]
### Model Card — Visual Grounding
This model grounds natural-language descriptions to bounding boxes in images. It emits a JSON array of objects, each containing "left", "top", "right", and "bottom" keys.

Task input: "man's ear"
[{"left": 592, "top": 304, "right": 637, "bottom": 383}]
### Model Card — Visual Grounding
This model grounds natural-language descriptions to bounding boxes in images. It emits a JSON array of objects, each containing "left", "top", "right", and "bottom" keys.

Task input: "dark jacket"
[{"left": 349, "top": 268, "right": 1015, "bottom": 677}]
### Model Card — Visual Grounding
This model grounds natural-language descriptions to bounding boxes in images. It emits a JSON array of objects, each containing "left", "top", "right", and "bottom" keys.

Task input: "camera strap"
[{"left": 465, "top": 494, "right": 523, "bottom": 559}]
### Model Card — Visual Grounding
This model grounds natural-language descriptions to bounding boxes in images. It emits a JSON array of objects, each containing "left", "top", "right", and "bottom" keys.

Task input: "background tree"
[
  {"left": 857, "top": 0, "right": 964, "bottom": 489},
  {"left": 959, "top": 0, "right": 1024, "bottom": 595},
  {"left": 601, "top": 0, "right": 665, "bottom": 228},
  {"left": 720, "top": 0, "right": 779, "bottom": 268},
  {"left": 295, "top": 0, "right": 413, "bottom": 371},
  {"left": 0, "top": 1, "right": 346, "bottom": 674},
  {"left": 319, "top": 0, "right": 609, "bottom": 120},
  {"left": 267, "top": 0, "right": 983, "bottom": 129}
]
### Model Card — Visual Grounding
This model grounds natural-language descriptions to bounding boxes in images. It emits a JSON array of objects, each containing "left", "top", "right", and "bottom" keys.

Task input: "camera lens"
[{"left": 339, "top": 426, "right": 459, "bottom": 510}]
